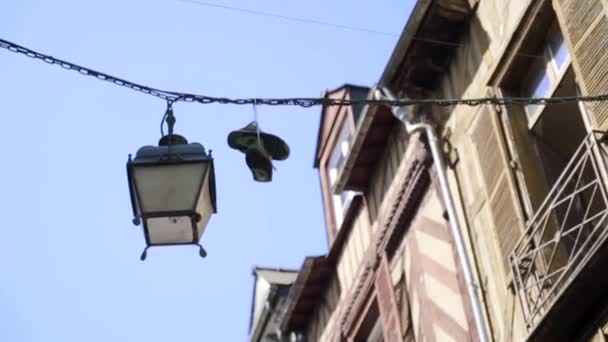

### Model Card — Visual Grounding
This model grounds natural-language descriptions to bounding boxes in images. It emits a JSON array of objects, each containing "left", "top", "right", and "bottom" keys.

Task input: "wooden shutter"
[
  {"left": 375, "top": 255, "right": 402, "bottom": 342},
  {"left": 397, "top": 276, "right": 415, "bottom": 342},
  {"left": 330, "top": 330, "right": 342, "bottom": 342},
  {"left": 469, "top": 104, "right": 524, "bottom": 272},
  {"left": 553, "top": 0, "right": 608, "bottom": 130}
]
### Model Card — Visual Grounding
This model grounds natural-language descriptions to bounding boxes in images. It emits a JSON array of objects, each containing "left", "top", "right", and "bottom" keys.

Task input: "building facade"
[{"left": 273, "top": 0, "right": 608, "bottom": 341}]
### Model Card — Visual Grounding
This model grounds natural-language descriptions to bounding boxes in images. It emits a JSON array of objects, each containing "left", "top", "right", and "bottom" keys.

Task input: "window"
[
  {"left": 506, "top": 27, "right": 590, "bottom": 248},
  {"left": 328, "top": 122, "right": 356, "bottom": 229},
  {"left": 499, "top": 10, "right": 608, "bottom": 329},
  {"left": 365, "top": 319, "right": 384, "bottom": 342},
  {"left": 328, "top": 122, "right": 351, "bottom": 179},
  {"left": 498, "top": 16, "right": 583, "bottom": 217},
  {"left": 523, "top": 22, "right": 571, "bottom": 127},
  {"left": 353, "top": 301, "right": 384, "bottom": 342}
]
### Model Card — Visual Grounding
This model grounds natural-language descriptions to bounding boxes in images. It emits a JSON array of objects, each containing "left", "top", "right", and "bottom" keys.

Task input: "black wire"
[
  {"left": 177, "top": 0, "right": 398, "bottom": 37},
  {"left": 161, "top": 110, "right": 168, "bottom": 137},
  {"left": 178, "top": 0, "right": 547, "bottom": 60}
]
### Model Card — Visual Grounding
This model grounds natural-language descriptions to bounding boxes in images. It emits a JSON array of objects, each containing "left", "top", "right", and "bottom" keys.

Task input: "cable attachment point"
[
  {"left": 165, "top": 101, "right": 176, "bottom": 136},
  {"left": 159, "top": 101, "right": 188, "bottom": 146}
]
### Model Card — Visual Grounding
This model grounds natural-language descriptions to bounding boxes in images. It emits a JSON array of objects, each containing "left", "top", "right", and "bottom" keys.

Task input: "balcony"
[{"left": 510, "top": 131, "right": 608, "bottom": 340}]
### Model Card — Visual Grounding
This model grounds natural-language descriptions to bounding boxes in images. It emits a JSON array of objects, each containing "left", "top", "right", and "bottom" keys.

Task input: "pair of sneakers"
[{"left": 227, "top": 121, "right": 290, "bottom": 182}]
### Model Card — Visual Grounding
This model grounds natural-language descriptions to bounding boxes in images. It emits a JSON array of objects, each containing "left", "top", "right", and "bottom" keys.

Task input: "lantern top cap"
[
  {"left": 159, "top": 134, "right": 188, "bottom": 146},
  {"left": 130, "top": 142, "right": 211, "bottom": 164}
]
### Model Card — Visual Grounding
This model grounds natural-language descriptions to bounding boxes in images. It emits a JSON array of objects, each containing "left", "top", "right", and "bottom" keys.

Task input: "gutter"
[{"left": 376, "top": 87, "right": 491, "bottom": 342}]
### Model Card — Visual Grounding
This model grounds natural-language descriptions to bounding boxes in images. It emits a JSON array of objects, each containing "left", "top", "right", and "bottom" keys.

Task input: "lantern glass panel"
[
  {"left": 195, "top": 170, "right": 214, "bottom": 239},
  {"left": 147, "top": 216, "right": 193, "bottom": 244},
  {"left": 133, "top": 163, "right": 208, "bottom": 212}
]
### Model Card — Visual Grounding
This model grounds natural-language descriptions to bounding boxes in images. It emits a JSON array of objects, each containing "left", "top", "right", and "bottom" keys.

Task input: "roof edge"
[
  {"left": 313, "top": 90, "right": 329, "bottom": 169},
  {"left": 378, "top": 0, "right": 433, "bottom": 88},
  {"left": 280, "top": 255, "right": 328, "bottom": 333},
  {"left": 313, "top": 84, "right": 371, "bottom": 168},
  {"left": 251, "top": 266, "right": 300, "bottom": 275},
  {"left": 249, "top": 285, "right": 279, "bottom": 342},
  {"left": 248, "top": 269, "right": 260, "bottom": 333},
  {"left": 249, "top": 266, "right": 299, "bottom": 333}
]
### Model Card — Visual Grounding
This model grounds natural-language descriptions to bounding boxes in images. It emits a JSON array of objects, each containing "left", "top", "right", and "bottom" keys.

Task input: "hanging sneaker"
[
  {"left": 227, "top": 121, "right": 290, "bottom": 160},
  {"left": 245, "top": 145, "right": 274, "bottom": 182}
]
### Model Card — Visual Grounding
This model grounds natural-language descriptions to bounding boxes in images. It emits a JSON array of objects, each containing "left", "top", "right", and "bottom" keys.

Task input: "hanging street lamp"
[{"left": 127, "top": 104, "right": 217, "bottom": 260}]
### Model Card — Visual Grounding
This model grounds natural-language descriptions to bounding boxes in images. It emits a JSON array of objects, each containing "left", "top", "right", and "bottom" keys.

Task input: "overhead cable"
[
  {"left": 2, "top": 37, "right": 608, "bottom": 108},
  {"left": 177, "top": 0, "right": 399, "bottom": 37}
]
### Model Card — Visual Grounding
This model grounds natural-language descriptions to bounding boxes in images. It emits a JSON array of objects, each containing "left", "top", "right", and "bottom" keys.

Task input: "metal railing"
[{"left": 510, "top": 131, "right": 608, "bottom": 330}]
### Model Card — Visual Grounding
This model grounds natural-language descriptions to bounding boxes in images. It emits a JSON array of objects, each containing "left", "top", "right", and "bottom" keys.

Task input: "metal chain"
[
  {"left": 0, "top": 39, "right": 180, "bottom": 102},
  {"left": 3, "top": 37, "right": 608, "bottom": 107}
]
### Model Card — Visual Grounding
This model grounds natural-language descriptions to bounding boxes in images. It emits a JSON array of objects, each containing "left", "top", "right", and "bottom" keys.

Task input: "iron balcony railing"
[{"left": 510, "top": 131, "right": 608, "bottom": 330}]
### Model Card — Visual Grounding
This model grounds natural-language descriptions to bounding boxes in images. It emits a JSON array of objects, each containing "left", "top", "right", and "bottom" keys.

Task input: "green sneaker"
[
  {"left": 227, "top": 121, "right": 290, "bottom": 161},
  {"left": 245, "top": 145, "right": 273, "bottom": 182}
]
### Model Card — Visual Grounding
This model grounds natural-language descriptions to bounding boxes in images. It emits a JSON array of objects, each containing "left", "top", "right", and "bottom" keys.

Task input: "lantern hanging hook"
[
  {"left": 160, "top": 99, "right": 177, "bottom": 137},
  {"left": 165, "top": 100, "right": 176, "bottom": 137}
]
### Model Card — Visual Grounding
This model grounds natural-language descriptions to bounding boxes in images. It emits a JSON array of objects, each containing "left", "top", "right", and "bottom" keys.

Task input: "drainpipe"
[{"left": 376, "top": 87, "right": 491, "bottom": 342}]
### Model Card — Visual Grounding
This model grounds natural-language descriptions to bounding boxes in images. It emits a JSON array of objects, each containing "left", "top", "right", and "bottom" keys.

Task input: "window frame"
[
  {"left": 349, "top": 296, "right": 384, "bottom": 342},
  {"left": 475, "top": 1, "right": 608, "bottom": 335},
  {"left": 327, "top": 119, "right": 357, "bottom": 230},
  {"left": 524, "top": 21, "right": 572, "bottom": 129}
]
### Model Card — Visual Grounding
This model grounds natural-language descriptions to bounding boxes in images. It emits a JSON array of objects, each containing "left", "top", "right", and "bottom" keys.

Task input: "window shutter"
[
  {"left": 553, "top": 0, "right": 608, "bottom": 130},
  {"left": 375, "top": 255, "right": 402, "bottom": 342},
  {"left": 469, "top": 105, "right": 524, "bottom": 272}
]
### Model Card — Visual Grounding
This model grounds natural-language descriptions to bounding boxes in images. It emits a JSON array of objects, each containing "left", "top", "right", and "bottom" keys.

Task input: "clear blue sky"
[{"left": 0, "top": 1, "right": 414, "bottom": 341}]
